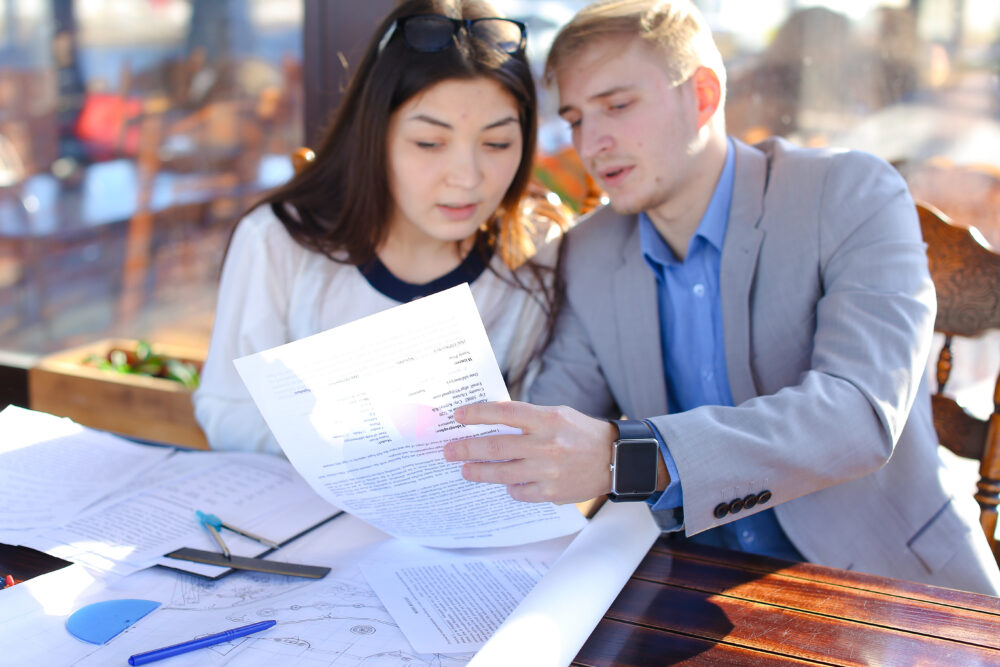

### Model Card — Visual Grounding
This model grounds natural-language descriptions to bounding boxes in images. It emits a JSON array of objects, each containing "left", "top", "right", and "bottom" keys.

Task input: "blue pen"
[{"left": 127, "top": 619, "right": 277, "bottom": 665}]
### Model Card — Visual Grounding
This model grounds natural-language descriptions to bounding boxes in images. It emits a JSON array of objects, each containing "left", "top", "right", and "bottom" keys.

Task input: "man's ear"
[{"left": 692, "top": 66, "right": 722, "bottom": 129}]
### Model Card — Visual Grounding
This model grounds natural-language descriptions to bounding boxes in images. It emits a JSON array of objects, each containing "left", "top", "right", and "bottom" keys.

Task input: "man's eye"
[{"left": 610, "top": 101, "right": 631, "bottom": 111}]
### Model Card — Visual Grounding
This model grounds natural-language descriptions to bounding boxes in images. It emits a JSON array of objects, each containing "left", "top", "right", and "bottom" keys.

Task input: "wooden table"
[
  {"left": 5, "top": 535, "right": 999, "bottom": 665},
  {"left": 575, "top": 537, "right": 1000, "bottom": 666}
]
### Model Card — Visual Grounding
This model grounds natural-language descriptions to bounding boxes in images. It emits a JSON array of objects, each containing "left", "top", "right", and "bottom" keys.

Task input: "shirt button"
[{"left": 693, "top": 283, "right": 705, "bottom": 297}]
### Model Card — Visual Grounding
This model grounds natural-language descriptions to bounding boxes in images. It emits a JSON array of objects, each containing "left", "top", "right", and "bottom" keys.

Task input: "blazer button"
[
  {"left": 728, "top": 497, "right": 744, "bottom": 514},
  {"left": 758, "top": 490, "right": 772, "bottom": 505},
  {"left": 742, "top": 494, "right": 758, "bottom": 509},
  {"left": 714, "top": 502, "right": 729, "bottom": 519}
]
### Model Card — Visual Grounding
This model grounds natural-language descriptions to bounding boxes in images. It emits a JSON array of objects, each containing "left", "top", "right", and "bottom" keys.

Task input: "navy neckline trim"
[{"left": 359, "top": 245, "right": 493, "bottom": 302}]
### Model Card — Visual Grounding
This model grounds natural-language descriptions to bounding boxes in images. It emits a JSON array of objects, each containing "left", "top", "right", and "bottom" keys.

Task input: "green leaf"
[{"left": 166, "top": 359, "right": 199, "bottom": 389}]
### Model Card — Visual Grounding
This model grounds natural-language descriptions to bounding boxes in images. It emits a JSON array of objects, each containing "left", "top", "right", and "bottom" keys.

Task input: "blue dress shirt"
[{"left": 638, "top": 139, "right": 803, "bottom": 561}]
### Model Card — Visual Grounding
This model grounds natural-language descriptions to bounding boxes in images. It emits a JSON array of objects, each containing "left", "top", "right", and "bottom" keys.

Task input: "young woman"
[{"left": 193, "top": 0, "right": 562, "bottom": 454}]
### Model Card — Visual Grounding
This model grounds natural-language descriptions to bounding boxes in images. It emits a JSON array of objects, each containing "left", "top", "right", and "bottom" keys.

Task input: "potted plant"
[{"left": 28, "top": 338, "right": 209, "bottom": 449}]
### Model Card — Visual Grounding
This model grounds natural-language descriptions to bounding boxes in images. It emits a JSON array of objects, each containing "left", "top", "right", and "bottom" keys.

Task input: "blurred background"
[{"left": 0, "top": 0, "right": 997, "bottom": 378}]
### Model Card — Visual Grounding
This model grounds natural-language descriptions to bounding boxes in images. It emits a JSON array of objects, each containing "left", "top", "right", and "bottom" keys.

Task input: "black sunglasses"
[{"left": 378, "top": 15, "right": 527, "bottom": 55}]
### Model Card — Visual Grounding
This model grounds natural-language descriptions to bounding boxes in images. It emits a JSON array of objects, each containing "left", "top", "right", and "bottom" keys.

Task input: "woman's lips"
[{"left": 438, "top": 203, "right": 479, "bottom": 221}]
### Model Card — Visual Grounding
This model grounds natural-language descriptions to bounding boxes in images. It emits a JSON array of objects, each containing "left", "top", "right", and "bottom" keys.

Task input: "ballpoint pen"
[{"left": 127, "top": 619, "right": 277, "bottom": 665}]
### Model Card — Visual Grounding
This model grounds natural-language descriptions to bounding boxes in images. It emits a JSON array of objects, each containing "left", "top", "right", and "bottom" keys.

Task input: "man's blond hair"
[{"left": 545, "top": 0, "right": 726, "bottom": 99}]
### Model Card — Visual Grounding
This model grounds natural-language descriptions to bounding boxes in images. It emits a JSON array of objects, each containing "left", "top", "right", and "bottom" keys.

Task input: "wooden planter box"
[{"left": 28, "top": 338, "right": 209, "bottom": 450}]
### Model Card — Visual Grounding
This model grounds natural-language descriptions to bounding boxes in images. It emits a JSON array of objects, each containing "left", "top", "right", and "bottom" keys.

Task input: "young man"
[{"left": 443, "top": 0, "right": 1000, "bottom": 594}]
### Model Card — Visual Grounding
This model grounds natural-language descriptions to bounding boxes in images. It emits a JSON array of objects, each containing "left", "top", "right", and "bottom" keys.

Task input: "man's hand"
[{"left": 443, "top": 401, "right": 616, "bottom": 504}]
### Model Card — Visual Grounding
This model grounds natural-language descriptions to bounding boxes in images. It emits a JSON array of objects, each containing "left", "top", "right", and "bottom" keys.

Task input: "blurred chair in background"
[
  {"left": 904, "top": 159, "right": 1000, "bottom": 250},
  {"left": 918, "top": 202, "right": 1000, "bottom": 563}
]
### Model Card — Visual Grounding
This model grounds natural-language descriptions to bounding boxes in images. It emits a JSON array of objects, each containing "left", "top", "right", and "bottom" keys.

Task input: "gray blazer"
[{"left": 529, "top": 137, "right": 1000, "bottom": 595}]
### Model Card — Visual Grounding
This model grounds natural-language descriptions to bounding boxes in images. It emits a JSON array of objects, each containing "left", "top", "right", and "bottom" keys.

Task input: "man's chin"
[{"left": 605, "top": 196, "right": 642, "bottom": 216}]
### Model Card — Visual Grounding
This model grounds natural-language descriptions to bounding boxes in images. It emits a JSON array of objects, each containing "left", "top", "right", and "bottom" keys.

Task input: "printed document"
[
  {"left": 28, "top": 450, "right": 340, "bottom": 576},
  {"left": 234, "top": 284, "right": 586, "bottom": 547},
  {"left": 0, "top": 405, "right": 172, "bottom": 534},
  {"left": 361, "top": 537, "right": 572, "bottom": 654}
]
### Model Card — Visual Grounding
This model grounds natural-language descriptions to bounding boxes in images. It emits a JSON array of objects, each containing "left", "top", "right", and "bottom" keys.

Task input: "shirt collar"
[{"left": 639, "top": 138, "right": 735, "bottom": 269}]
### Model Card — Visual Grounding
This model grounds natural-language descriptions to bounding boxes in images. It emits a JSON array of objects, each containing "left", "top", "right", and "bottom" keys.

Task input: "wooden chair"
[
  {"left": 918, "top": 201, "right": 1000, "bottom": 562},
  {"left": 906, "top": 160, "right": 1000, "bottom": 250}
]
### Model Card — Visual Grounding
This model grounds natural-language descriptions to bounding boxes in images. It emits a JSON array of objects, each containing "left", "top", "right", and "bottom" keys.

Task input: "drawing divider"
[{"left": 161, "top": 510, "right": 345, "bottom": 580}]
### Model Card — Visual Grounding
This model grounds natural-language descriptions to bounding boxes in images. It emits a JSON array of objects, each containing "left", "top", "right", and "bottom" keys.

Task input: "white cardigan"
[{"left": 193, "top": 204, "right": 555, "bottom": 454}]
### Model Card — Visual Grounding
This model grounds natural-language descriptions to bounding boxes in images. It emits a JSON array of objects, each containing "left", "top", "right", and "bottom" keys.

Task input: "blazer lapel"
[
  {"left": 721, "top": 140, "right": 767, "bottom": 405},
  {"left": 614, "top": 222, "right": 669, "bottom": 417}
]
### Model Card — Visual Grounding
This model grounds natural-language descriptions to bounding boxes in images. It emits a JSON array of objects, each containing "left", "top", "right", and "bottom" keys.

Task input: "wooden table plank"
[
  {"left": 604, "top": 579, "right": 1000, "bottom": 666},
  {"left": 574, "top": 618, "right": 830, "bottom": 667},
  {"left": 635, "top": 548, "right": 1000, "bottom": 649},
  {"left": 653, "top": 539, "right": 1000, "bottom": 614}
]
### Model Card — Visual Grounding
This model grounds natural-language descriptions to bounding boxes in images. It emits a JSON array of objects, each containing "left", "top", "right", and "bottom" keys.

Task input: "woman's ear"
[{"left": 692, "top": 66, "right": 722, "bottom": 129}]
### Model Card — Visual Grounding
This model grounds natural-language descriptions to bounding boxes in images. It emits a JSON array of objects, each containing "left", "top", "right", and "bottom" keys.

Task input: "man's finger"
[
  {"left": 460, "top": 459, "right": 535, "bottom": 486},
  {"left": 443, "top": 433, "right": 531, "bottom": 463},
  {"left": 453, "top": 400, "right": 541, "bottom": 430}
]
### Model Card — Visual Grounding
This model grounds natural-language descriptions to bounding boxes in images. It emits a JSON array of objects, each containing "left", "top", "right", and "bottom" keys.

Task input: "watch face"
[{"left": 613, "top": 440, "right": 658, "bottom": 495}]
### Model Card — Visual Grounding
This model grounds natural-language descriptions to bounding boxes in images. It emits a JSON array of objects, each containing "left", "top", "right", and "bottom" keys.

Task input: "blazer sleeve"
[
  {"left": 649, "top": 151, "right": 936, "bottom": 535},
  {"left": 525, "top": 224, "right": 620, "bottom": 418}
]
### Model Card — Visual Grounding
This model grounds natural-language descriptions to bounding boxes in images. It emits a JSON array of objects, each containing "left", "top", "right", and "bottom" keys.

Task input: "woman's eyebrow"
[
  {"left": 409, "top": 113, "right": 452, "bottom": 129},
  {"left": 406, "top": 114, "right": 518, "bottom": 130},
  {"left": 483, "top": 116, "right": 518, "bottom": 130}
]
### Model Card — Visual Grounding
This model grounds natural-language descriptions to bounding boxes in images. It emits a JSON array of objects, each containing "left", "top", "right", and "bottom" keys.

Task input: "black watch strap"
[
  {"left": 613, "top": 419, "right": 656, "bottom": 441},
  {"left": 608, "top": 419, "right": 659, "bottom": 502}
]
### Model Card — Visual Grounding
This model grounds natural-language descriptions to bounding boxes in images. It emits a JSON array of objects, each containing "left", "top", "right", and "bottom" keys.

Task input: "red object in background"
[{"left": 74, "top": 93, "right": 144, "bottom": 160}]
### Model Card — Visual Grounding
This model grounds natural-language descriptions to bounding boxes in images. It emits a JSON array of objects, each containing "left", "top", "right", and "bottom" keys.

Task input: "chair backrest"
[
  {"left": 905, "top": 160, "right": 1000, "bottom": 250},
  {"left": 917, "top": 201, "right": 1000, "bottom": 562}
]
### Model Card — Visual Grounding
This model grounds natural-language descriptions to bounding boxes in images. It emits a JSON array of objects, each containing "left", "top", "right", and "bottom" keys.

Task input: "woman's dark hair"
[{"left": 257, "top": 0, "right": 540, "bottom": 269}]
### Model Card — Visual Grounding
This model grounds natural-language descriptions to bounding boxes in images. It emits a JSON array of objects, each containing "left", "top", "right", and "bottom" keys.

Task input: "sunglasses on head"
[{"left": 378, "top": 15, "right": 527, "bottom": 55}]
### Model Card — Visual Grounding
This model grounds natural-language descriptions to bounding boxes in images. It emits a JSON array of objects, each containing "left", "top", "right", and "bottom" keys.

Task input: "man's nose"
[{"left": 576, "top": 119, "right": 613, "bottom": 162}]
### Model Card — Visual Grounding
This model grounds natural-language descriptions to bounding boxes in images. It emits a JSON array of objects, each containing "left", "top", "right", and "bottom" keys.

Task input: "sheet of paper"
[
  {"left": 0, "top": 559, "right": 96, "bottom": 626},
  {"left": 360, "top": 537, "right": 571, "bottom": 654},
  {"left": 0, "top": 514, "right": 479, "bottom": 667},
  {"left": 0, "top": 502, "right": 654, "bottom": 667},
  {"left": 25, "top": 451, "right": 340, "bottom": 576},
  {"left": 234, "top": 284, "right": 586, "bottom": 548},
  {"left": 468, "top": 501, "right": 660, "bottom": 667},
  {"left": 0, "top": 406, "right": 173, "bottom": 531}
]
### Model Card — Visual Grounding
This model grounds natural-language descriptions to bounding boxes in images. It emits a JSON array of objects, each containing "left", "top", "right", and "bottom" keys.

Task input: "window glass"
[
  {"left": 500, "top": 0, "right": 1000, "bottom": 241},
  {"left": 0, "top": 0, "right": 302, "bottom": 355},
  {"left": 1, "top": 0, "right": 997, "bottom": 359}
]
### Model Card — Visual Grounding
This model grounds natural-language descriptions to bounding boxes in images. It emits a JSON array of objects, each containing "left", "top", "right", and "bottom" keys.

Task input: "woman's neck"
[{"left": 376, "top": 231, "right": 476, "bottom": 284}]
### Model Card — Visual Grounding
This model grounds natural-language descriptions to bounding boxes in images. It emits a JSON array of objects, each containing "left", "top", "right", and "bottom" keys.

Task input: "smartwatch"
[{"left": 608, "top": 419, "right": 659, "bottom": 502}]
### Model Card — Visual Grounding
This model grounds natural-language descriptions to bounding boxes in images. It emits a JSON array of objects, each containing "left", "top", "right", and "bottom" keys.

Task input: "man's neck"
[{"left": 645, "top": 132, "right": 728, "bottom": 261}]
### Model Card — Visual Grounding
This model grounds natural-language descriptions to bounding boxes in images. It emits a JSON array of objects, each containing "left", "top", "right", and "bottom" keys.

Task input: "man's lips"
[{"left": 598, "top": 165, "right": 634, "bottom": 187}]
